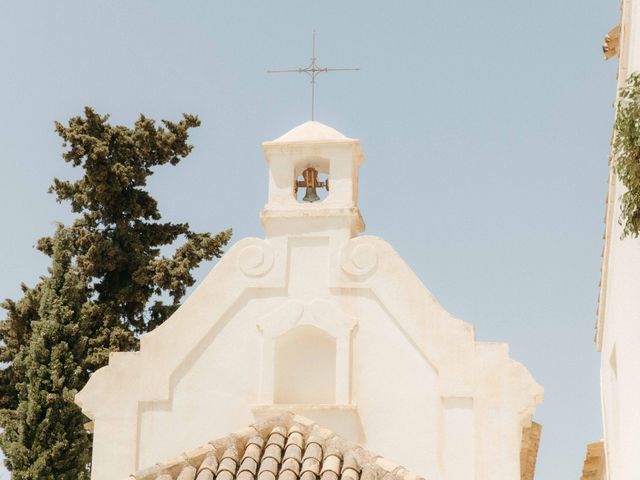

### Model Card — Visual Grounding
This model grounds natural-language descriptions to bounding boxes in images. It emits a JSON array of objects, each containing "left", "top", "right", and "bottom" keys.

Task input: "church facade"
[{"left": 76, "top": 121, "right": 543, "bottom": 480}]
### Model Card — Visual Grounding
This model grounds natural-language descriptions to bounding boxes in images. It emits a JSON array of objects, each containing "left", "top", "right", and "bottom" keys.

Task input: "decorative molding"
[
  {"left": 341, "top": 239, "right": 378, "bottom": 277},
  {"left": 238, "top": 240, "right": 275, "bottom": 277},
  {"left": 257, "top": 301, "right": 305, "bottom": 338}
]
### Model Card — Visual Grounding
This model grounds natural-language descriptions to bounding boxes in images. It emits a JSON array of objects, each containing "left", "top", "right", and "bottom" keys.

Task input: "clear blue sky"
[{"left": 0, "top": 1, "right": 618, "bottom": 478}]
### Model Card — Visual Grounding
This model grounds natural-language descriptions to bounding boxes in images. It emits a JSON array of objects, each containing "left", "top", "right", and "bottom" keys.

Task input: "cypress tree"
[
  {"left": 0, "top": 227, "right": 91, "bottom": 479},
  {"left": 0, "top": 107, "right": 232, "bottom": 475},
  {"left": 0, "top": 283, "right": 42, "bottom": 410},
  {"left": 47, "top": 107, "right": 232, "bottom": 369}
]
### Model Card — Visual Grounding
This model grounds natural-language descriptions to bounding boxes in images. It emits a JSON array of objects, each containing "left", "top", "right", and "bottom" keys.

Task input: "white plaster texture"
[
  {"left": 76, "top": 121, "right": 543, "bottom": 480},
  {"left": 597, "top": 2, "right": 640, "bottom": 479}
]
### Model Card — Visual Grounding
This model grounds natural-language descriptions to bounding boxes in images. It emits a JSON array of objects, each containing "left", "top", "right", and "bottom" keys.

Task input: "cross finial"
[{"left": 268, "top": 31, "right": 360, "bottom": 121}]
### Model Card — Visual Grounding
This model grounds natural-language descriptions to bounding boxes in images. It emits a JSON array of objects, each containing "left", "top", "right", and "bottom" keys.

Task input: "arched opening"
[{"left": 274, "top": 325, "right": 336, "bottom": 404}]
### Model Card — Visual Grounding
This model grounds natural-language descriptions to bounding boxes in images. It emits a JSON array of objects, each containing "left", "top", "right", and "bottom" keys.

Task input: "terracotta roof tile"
[
  {"left": 199, "top": 455, "right": 218, "bottom": 474},
  {"left": 359, "top": 465, "right": 377, "bottom": 480},
  {"left": 177, "top": 466, "right": 197, "bottom": 480},
  {"left": 128, "top": 413, "right": 425, "bottom": 480}
]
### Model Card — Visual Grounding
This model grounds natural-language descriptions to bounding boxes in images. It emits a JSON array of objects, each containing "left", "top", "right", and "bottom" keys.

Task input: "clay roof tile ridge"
[{"left": 130, "top": 415, "right": 423, "bottom": 480}]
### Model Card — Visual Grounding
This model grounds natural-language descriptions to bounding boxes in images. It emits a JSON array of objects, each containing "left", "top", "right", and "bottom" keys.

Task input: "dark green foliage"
[
  {"left": 49, "top": 108, "right": 231, "bottom": 354},
  {"left": 0, "top": 283, "right": 42, "bottom": 410},
  {"left": 0, "top": 227, "right": 91, "bottom": 479},
  {"left": 0, "top": 107, "right": 231, "bottom": 476},
  {"left": 614, "top": 72, "right": 640, "bottom": 237}
]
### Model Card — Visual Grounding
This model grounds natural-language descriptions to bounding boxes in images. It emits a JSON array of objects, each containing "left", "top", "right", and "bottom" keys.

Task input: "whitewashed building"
[
  {"left": 592, "top": 1, "right": 640, "bottom": 479},
  {"left": 76, "top": 121, "right": 543, "bottom": 480}
]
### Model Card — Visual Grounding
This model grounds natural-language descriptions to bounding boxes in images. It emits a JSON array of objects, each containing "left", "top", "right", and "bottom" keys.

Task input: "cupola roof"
[{"left": 271, "top": 121, "right": 353, "bottom": 144}]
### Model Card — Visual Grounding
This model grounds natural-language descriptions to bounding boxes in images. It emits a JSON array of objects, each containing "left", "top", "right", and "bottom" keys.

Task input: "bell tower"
[{"left": 261, "top": 120, "right": 365, "bottom": 238}]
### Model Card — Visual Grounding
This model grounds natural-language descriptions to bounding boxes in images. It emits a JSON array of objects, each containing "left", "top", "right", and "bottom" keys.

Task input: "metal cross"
[{"left": 267, "top": 31, "right": 360, "bottom": 120}]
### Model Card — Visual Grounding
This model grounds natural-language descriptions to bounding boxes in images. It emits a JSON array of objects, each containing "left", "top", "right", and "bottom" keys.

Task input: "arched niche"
[
  {"left": 257, "top": 300, "right": 357, "bottom": 405},
  {"left": 274, "top": 325, "right": 337, "bottom": 404}
]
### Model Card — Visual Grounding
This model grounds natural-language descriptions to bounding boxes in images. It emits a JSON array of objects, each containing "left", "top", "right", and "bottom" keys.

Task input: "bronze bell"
[
  {"left": 303, "top": 186, "right": 321, "bottom": 203},
  {"left": 296, "top": 167, "right": 328, "bottom": 203}
]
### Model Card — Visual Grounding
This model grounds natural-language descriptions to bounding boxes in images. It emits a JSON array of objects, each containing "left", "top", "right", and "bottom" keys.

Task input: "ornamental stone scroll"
[
  {"left": 340, "top": 237, "right": 378, "bottom": 277},
  {"left": 238, "top": 239, "right": 275, "bottom": 277}
]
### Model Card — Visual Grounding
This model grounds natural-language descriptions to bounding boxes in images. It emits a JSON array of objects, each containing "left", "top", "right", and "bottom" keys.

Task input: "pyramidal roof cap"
[{"left": 270, "top": 121, "right": 354, "bottom": 143}]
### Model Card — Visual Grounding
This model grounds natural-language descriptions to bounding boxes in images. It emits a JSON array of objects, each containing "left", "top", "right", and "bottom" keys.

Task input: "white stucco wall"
[
  {"left": 133, "top": 291, "right": 442, "bottom": 478},
  {"left": 599, "top": 176, "right": 640, "bottom": 480},
  {"left": 597, "top": 2, "right": 640, "bottom": 479},
  {"left": 77, "top": 121, "right": 542, "bottom": 480}
]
